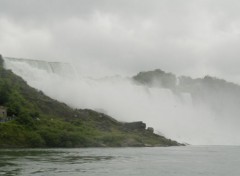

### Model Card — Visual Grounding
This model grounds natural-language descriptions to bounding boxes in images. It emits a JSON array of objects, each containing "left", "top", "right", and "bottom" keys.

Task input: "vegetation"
[
  {"left": 0, "top": 55, "right": 181, "bottom": 148},
  {"left": 133, "top": 69, "right": 177, "bottom": 89}
]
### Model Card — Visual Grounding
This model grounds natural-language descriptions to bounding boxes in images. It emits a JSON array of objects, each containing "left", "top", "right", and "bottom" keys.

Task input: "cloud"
[
  {"left": 0, "top": 18, "right": 52, "bottom": 59},
  {"left": 0, "top": 0, "right": 240, "bottom": 81}
]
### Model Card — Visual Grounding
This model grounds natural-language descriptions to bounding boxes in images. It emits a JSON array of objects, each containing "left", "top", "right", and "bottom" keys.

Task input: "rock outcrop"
[{"left": 122, "top": 121, "right": 146, "bottom": 131}]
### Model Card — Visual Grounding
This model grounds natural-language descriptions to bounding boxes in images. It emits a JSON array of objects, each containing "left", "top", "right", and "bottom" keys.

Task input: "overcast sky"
[{"left": 1, "top": 0, "right": 240, "bottom": 81}]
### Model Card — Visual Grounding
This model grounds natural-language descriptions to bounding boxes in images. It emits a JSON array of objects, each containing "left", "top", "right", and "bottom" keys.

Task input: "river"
[{"left": 0, "top": 146, "right": 240, "bottom": 176}]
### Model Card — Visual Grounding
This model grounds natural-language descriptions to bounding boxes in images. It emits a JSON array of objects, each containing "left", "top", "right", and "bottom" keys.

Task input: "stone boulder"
[
  {"left": 147, "top": 127, "right": 154, "bottom": 133},
  {"left": 122, "top": 121, "right": 146, "bottom": 131}
]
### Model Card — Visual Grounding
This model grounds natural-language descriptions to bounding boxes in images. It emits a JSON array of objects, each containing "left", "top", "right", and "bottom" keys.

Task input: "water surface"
[{"left": 0, "top": 146, "right": 240, "bottom": 176}]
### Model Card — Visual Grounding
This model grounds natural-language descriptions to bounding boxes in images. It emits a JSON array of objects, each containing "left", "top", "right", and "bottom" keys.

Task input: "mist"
[
  {"left": 4, "top": 57, "right": 240, "bottom": 145},
  {"left": 1, "top": 1, "right": 240, "bottom": 83}
]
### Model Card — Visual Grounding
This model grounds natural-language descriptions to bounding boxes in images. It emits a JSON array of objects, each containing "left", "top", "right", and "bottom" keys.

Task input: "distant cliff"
[
  {"left": 133, "top": 69, "right": 177, "bottom": 89},
  {"left": 133, "top": 69, "right": 240, "bottom": 117}
]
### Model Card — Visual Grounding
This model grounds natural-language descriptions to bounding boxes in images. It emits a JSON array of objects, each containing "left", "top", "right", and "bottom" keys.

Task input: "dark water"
[{"left": 0, "top": 146, "right": 240, "bottom": 176}]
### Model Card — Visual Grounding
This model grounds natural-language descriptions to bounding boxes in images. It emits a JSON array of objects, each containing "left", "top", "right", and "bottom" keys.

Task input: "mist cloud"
[{"left": 1, "top": 0, "right": 240, "bottom": 81}]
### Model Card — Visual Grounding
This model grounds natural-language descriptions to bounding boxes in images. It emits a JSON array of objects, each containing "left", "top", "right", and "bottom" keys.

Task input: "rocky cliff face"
[{"left": 122, "top": 121, "right": 146, "bottom": 131}]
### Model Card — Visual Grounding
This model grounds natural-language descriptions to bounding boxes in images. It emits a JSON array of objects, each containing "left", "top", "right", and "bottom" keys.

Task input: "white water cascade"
[
  {"left": 3, "top": 57, "right": 240, "bottom": 145},
  {"left": 4, "top": 57, "right": 76, "bottom": 78}
]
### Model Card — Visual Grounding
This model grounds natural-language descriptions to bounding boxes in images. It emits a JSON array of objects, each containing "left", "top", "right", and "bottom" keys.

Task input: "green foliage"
[
  {"left": 16, "top": 111, "right": 34, "bottom": 127},
  {"left": 26, "top": 132, "right": 45, "bottom": 147},
  {"left": 0, "top": 80, "right": 12, "bottom": 105},
  {"left": 0, "top": 122, "right": 28, "bottom": 147}
]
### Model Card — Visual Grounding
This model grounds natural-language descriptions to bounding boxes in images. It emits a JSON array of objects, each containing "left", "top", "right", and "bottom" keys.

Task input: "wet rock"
[
  {"left": 122, "top": 121, "right": 146, "bottom": 131},
  {"left": 147, "top": 127, "right": 154, "bottom": 133}
]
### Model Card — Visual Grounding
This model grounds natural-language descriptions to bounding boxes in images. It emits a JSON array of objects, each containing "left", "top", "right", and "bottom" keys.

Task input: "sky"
[{"left": 1, "top": 0, "right": 240, "bottom": 81}]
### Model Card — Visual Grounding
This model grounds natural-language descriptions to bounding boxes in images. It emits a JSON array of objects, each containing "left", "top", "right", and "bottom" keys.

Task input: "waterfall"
[
  {"left": 3, "top": 57, "right": 240, "bottom": 145},
  {"left": 4, "top": 57, "right": 76, "bottom": 78}
]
